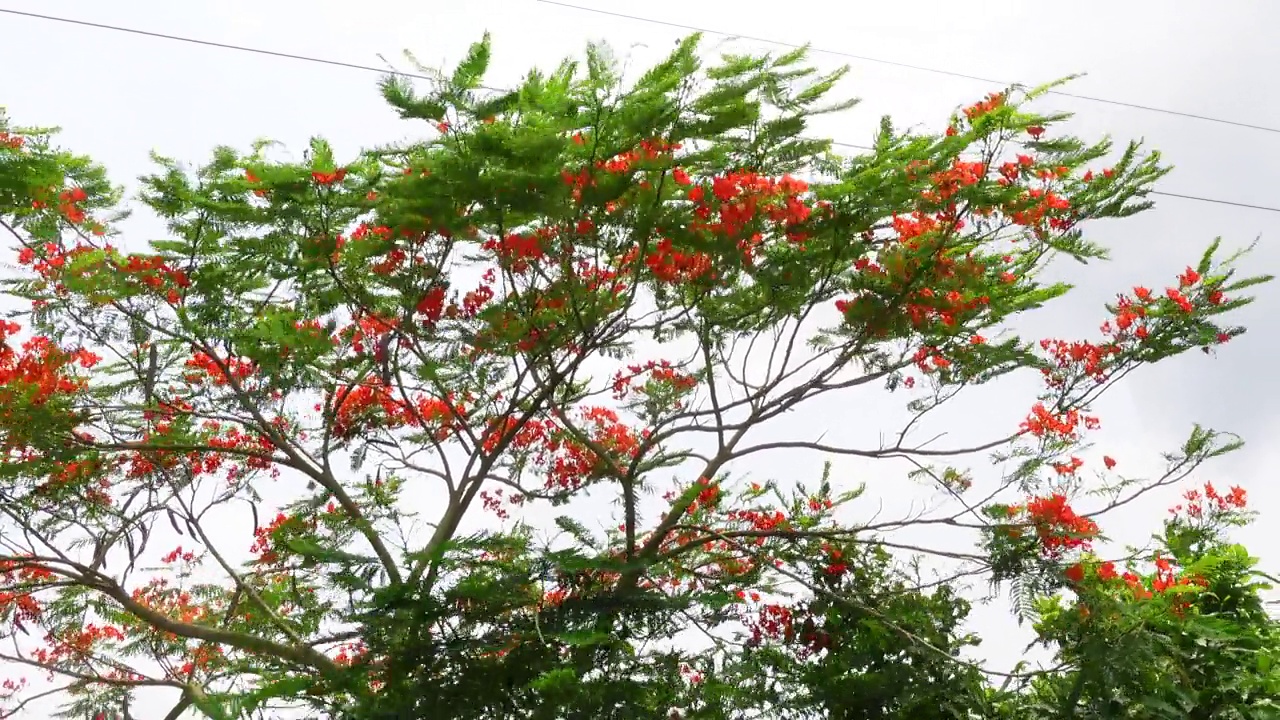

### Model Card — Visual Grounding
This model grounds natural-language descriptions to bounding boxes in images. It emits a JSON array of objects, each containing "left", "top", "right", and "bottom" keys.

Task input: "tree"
[
  {"left": 1004, "top": 482, "right": 1280, "bottom": 719},
  {"left": 0, "top": 33, "right": 1275, "bottom": 720}
]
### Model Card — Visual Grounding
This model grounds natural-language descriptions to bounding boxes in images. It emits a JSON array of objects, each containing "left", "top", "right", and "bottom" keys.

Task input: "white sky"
[{"left": 1, "top": 1, "right": 1279, "bottom": 717}]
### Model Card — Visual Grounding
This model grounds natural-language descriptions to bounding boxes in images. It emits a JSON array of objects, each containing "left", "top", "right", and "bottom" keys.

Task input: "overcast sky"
[{"left": 1, "top": 1, "right": 1278, "bottom": 717}]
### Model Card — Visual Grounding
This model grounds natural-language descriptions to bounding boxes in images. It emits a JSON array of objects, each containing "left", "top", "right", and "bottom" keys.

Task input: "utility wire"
[
  {"left": 1143, "top": 191, "right": 1280, "bottom": 214},
  {"left": 9, "top": 4, "right": 1280, "bottom": 137},
  {"left": 2, "top": 5, "right": 1277, "bottom": 215},
  {"left": 828, "top": 138, "right": 1280, "bottom": 212},
  {"left": 0, "top": 6, "right": 504, "bottom": 92},
  {"left": 537, "top": 0, "right": 1280, "bottom": 136}
]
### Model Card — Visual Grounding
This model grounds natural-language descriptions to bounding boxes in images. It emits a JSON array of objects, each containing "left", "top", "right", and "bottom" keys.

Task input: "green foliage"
[{"left": 0, "top": 32, "right": 1274, "bottom": 720}]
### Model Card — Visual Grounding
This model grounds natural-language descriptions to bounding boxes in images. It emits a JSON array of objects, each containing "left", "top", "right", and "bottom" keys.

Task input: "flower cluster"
[
  {"left": 0, "top": 560, "right": 54, "bottom": 624},
  {"left": 331, "top": 380, "right": 466, "bottom": 440},
  {"left": 18, "top": 245, "right": 190, "bottom": 303},
  {"left": 1068, "top": 553, "right": 1206, "bottom": 609},
  {"left": 0, "top": 324, "right": 99, "bottom": 434},
  {"left": 610, "top": 359, "right": 698, "bottom": 401},
  {"left": 1101, "top": 267, "right": 1229, "bottom": 345},
  {"left": 31, "top": 623, "right": 126, "bottom": 666},
  {"left": 745, "top": 602, "right": 794, "bottom": 646},
  {"left": 248, "top": 512, "right": 316, "bottom": 566},
  {"left": 1020, "top": 403, "right": 1100, "bottom": 440},
  {"left": 1001, "top": 493, "right": 1100, "bottom": 559},
  {"left": 481, "top": 406, "right": 645, "bottom": 491},
  {"left": 1169, "top": 480, "right": 1248, "bottom": 521},
  {"left": 184, "top": 352, "right": 257, "bottom": 387}
]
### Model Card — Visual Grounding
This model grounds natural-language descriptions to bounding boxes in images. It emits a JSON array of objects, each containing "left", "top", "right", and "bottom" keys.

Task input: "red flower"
[
  {"left": 416, "top": 286, "right": 447, "bottom": 324},
  {"left": 1064, "top": 563, "right": 1085, "bottom": 583},
  {"left": 1165, "top": 287, "right": 1194, "bottom": 312},
  {"left": 672, "top": 167, "right": 692, "bottom": 186},
  {"left": 711, "top": 175, "right": 740, "bottom": 202},
  {"left": 1027, "top": 126, "right": 1045, "bottom": 139},
  {"left": 1103, "top": 455, "right": 1116, "bottom": 469},
  {"left": 1227, "top": 485, "right": 1247, "bottom": 507},
  {"left": 1022, "top": 493, "right": 1099, "bottom": 556},
  {"left": 312, "top": 168, "right": 348, "bottom": 185}
]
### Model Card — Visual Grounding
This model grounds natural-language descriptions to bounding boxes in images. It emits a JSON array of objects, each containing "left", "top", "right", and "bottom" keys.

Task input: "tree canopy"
[{"left": 0, "top": 33, "right": 1276, "bottom": 720}]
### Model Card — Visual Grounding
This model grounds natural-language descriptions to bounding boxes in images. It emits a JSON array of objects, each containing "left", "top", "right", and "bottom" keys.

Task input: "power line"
[
  {"left": 826, "top": 141, "right": 1280, "bottom": 213},
  {"left": 10, "top": 3, "right": 1280, "bottom": 138},
  {"left": 1144, "top": 191, "right": 1280, "bottom": 213},
  {"left": 1, "top": 6, "right": 1277, "bottom": 215},
  {"left": 0, "top": 6, "right": 504, "bottom": 91},
  {"left": 537, "top": 0, "right": 1280, "bottom": 137}
]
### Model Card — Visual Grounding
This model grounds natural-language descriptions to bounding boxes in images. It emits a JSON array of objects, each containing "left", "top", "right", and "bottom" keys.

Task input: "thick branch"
[{"left": 15, "top": 558, "right": 342, "bottom": 675}]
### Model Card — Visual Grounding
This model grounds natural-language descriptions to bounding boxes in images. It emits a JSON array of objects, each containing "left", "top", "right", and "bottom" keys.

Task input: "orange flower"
[{"left": 1064, "top": 563, "right": 1085, "bottom": 583}]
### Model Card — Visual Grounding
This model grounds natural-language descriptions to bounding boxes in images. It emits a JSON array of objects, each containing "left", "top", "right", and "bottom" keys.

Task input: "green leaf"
[
  {"left": 237, "top": 675, "right": 318, "bottom": 715},
  {"left": 188, "top": 691, "right": 236, "bottom": 720},
  {"left": 530, "top": 668, "right": 580, "bottom": 694},
  {"left": 555, "top": 630, "right": 613, "bottom": 646},
  {"left": 451, "top": 32, "right": 492, "bottom": 92},
  {"left": 554, "top": 516, "right": 599, "bottom": 550}
]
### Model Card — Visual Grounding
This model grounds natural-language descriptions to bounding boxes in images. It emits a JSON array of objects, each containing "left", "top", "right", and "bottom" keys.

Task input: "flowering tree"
[{"left": 0, "top": 34, "right": 1276, "bottom": 720}]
